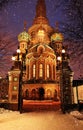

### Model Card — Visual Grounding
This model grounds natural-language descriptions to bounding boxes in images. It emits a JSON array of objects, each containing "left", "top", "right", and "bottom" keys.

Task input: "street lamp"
[
  {"left": 61, "top": 48, "right": 66, "bottom": 113},
  {"left": 16, "top": 47, "right": 23, "bottom": 114},
  {"left": 57, "top": 56, "right": 61, "bottom": 61},
  {"left": 62, "top": 49, "right": 65, "bottom": 54},
  {"left": 12, "top": 47, "right": 23, "bottom": 113},
  {"left": 57, "top": 47, "right": 66, "bottom": 113},
  {"left": 12, "top": 56, "right": 16, "bottom": 61},
  {"left": 17, "top": 47, "right": 21, "bottom": 61}
]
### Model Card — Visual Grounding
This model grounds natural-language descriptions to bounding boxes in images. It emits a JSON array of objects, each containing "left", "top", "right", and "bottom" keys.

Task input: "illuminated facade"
[{"left": 8, "top": 0, "right": 74, "bottom": 110}]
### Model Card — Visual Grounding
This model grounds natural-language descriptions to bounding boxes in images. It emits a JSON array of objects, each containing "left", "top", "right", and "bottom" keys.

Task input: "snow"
[
  {"left": 0, "top": 108, "right": 83, "bottom": 130},
  {"left": 70, "top": 110, "right": 83, "bottom": 120}
]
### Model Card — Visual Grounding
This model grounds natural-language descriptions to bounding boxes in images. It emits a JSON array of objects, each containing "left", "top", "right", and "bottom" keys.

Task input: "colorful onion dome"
[
  {"left": 18, "top": 31, "right": 30, "bottom": 42},
  {"left": 51, "top": 32, "right": 64, "bottom": 42}
]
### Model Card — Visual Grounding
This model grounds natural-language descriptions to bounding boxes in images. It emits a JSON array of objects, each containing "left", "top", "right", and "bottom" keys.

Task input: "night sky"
[
  {"left": 0, "top": 0, "right": 83, "bottom": 79},
  {"left": 0, "top": 0, "right": 65, "bottom": 34}
]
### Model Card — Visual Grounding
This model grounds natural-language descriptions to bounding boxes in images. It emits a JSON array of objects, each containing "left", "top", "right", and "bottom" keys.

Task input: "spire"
[
  {"left": 36, "top": 0, "right": 46, "bottom": 18},
  {"left": 24, "top": 21, "right": 27, "bottom": 31},
  {"left": 55, "top": 21, "right": 59, "bottom": 33}
]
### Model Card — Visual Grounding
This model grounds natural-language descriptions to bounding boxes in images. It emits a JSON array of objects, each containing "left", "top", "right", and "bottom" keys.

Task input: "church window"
[
  {"left": 47, "top": 64, "right": 50, "bottom": 78},
  {"left": 13, "top": 86, "right": 17, "bottom": 91},
  {"left": 38, "top": 29, "right": 45, "bottom": 42},
  {"left": 31, "top": 89, "right": 36, "bottom": 100},
  {"left": 46, "top": 89, "right": 52, "bottom": 99},
  {"left": 38, "top": 30, "right": 45, "bottom": 37},
  {"left": 13, "top": 77, "right": 18, "bottom": 82},
  {"left": 21, "top": 43, "right": 24, "bottom": 48},
  {"left": 39, "top": 64, "right": 43, "bottom": 77},
  {"left": 33, "top": 64, "right": 36, "bottom": 78},
  {"left": 22, "top": 43, "right": 24, "bottom": 48}
]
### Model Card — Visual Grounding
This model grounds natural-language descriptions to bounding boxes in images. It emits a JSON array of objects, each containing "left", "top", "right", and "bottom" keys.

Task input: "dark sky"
[{"left": 0, "top": 0, "right": 65, "bottom": 35}]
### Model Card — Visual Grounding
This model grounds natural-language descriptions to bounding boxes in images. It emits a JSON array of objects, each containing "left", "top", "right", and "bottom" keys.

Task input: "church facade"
[{"left": 8, "top": 0, "right": 74, "bottom": 110}]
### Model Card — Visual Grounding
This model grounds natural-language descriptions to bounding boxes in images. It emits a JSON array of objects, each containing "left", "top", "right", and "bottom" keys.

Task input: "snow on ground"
[
  {"left": 0, "top": 108, "right": 83, "bottom": 130},
  {"left": 70, "top": 111, "right": 83, "bottom": 120}
]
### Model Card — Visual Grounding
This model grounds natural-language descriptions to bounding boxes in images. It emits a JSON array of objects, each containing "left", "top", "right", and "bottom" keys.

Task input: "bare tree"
[
  {"left": 61, "top": 0, "right": 83, "bottom": 41},
  {"left": 0, "top": 28, "right": 17, "bottom": 77},
  {"left": 58, "top": 0, "right": 83, "bottom": 79},
  {"left": 0, "top": 0, "right": 17, "bottom": 10},
  {"left": 0, "top": 0, "right": 18, "bottom": 77}
]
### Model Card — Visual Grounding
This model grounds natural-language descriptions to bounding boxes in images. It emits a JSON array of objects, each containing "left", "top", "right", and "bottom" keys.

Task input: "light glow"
[
  {"left": 38, "top": 30, "right": 45, "bottom": 37},
  {"left": 62, "top": 49, "right": 65, "bottom": 53},
  {"left": 17, "top": 49, "right": 21, "bottom": 54},
  {"left": 12, "top": 56, "right": 16, "bottom": 61},
  {"left": 39, "top": 64, "right": 43, "bottom": 77},
  {"left": 57, "top": 56, "right": 61, "bottom": 61}
]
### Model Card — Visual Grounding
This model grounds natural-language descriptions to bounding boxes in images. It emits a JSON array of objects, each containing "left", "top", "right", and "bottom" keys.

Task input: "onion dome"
[
  {"left": 18, "top": 31, "right": 30, "bottom": 42},
  {"left": 51, "top": 32, "right": 64, "bottom": 43},
  {"left": 51, "top": 22, "right": 64, "bottom": 42}
]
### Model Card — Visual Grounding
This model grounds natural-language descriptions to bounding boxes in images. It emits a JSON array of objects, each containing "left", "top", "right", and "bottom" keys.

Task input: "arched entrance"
[
  {"left": 46, "top": 89, "right": 52, "bottom": 100},
  {"left": 22, "top": 87, "right": 61, "bottom": 112},
  {"left": 38, "top": 87, "right": 45, "bottom": 100}
]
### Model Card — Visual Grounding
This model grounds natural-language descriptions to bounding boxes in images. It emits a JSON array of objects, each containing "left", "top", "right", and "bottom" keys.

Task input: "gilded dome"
[
  {"left": 18, "top": 31, "right": 30, "bottom": 42},
  {"left": 51, "top": 32, "right": 64, "bottom": 42}
]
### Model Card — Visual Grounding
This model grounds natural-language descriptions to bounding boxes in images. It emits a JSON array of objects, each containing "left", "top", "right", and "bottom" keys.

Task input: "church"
[{"left": 8, "top": 0, "right": 74, "bottom": 111}]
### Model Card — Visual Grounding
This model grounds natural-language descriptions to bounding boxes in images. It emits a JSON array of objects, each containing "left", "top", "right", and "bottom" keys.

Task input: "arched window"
[
  {"left": 46, "top": 89, "right": 52, "bottom": 99},
  {"left": 37, "top": 29, "right": 45, "bottom": 42},
  {"left": 39, "top": 64, "right": 43, "bottom": 77},
  {"left": 31, "top": 89, "right": 36, "bottom": 100},
  {"left": 21, "top": 43, "right": 24, "bottom": 48},
  {"left": 33, "top": 64, "right": 36, "bottom": 78},
  {"left": 47, "top": 64, "right": 50, "bottom": 78}
]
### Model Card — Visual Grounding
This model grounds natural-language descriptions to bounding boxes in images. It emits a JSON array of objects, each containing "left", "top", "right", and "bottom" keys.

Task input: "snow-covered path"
[{"left": 0, "top": 109, "right": 83, "bottom": 130}]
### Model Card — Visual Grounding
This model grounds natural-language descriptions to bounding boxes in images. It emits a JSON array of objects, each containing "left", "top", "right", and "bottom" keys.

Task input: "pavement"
[{"left": 0, "top": 109, "right": 83, "bottom": 130}]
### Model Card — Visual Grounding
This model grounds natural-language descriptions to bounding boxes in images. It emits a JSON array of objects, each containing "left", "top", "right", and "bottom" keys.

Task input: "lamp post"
[
  {"left": 57, "top": 48, "right": 66, "bottom": 113},
  {"left": 12, "top": 47, "right": 23, "bottom": 113},
  {"left": 16, "top": 47, "right": 23, "bottom": 114},
  {"left": 61, "top": 48, "right": 66, "bottom": 113},
  {"left": 17, "top": 47, "right": 21, "bottom": 61},
  {"left": 12, "top": 56, "right": 16, "bottom": 61}
]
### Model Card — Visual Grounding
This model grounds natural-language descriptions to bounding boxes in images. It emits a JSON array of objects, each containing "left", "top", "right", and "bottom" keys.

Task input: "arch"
[
  {"left": 38, "top": 87, "right": 45, "bottom": 100},
  {"left": 37, "top": 45, "right": 45, "bottom": 54},
  {"left": 39, "top": 63, "right": 43, "bottom": 78},
  {"left": 33, "top": 64, "right": 36, "bottom": 78},
  {"left": 46, "top": 89, "right": 52, "bottom": 100},
  {"left": 47, "top": 64, "right": 50, "bottom": 78},
  {"left": 31, "top": 89, "right": 36, "bottom": 100}
]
